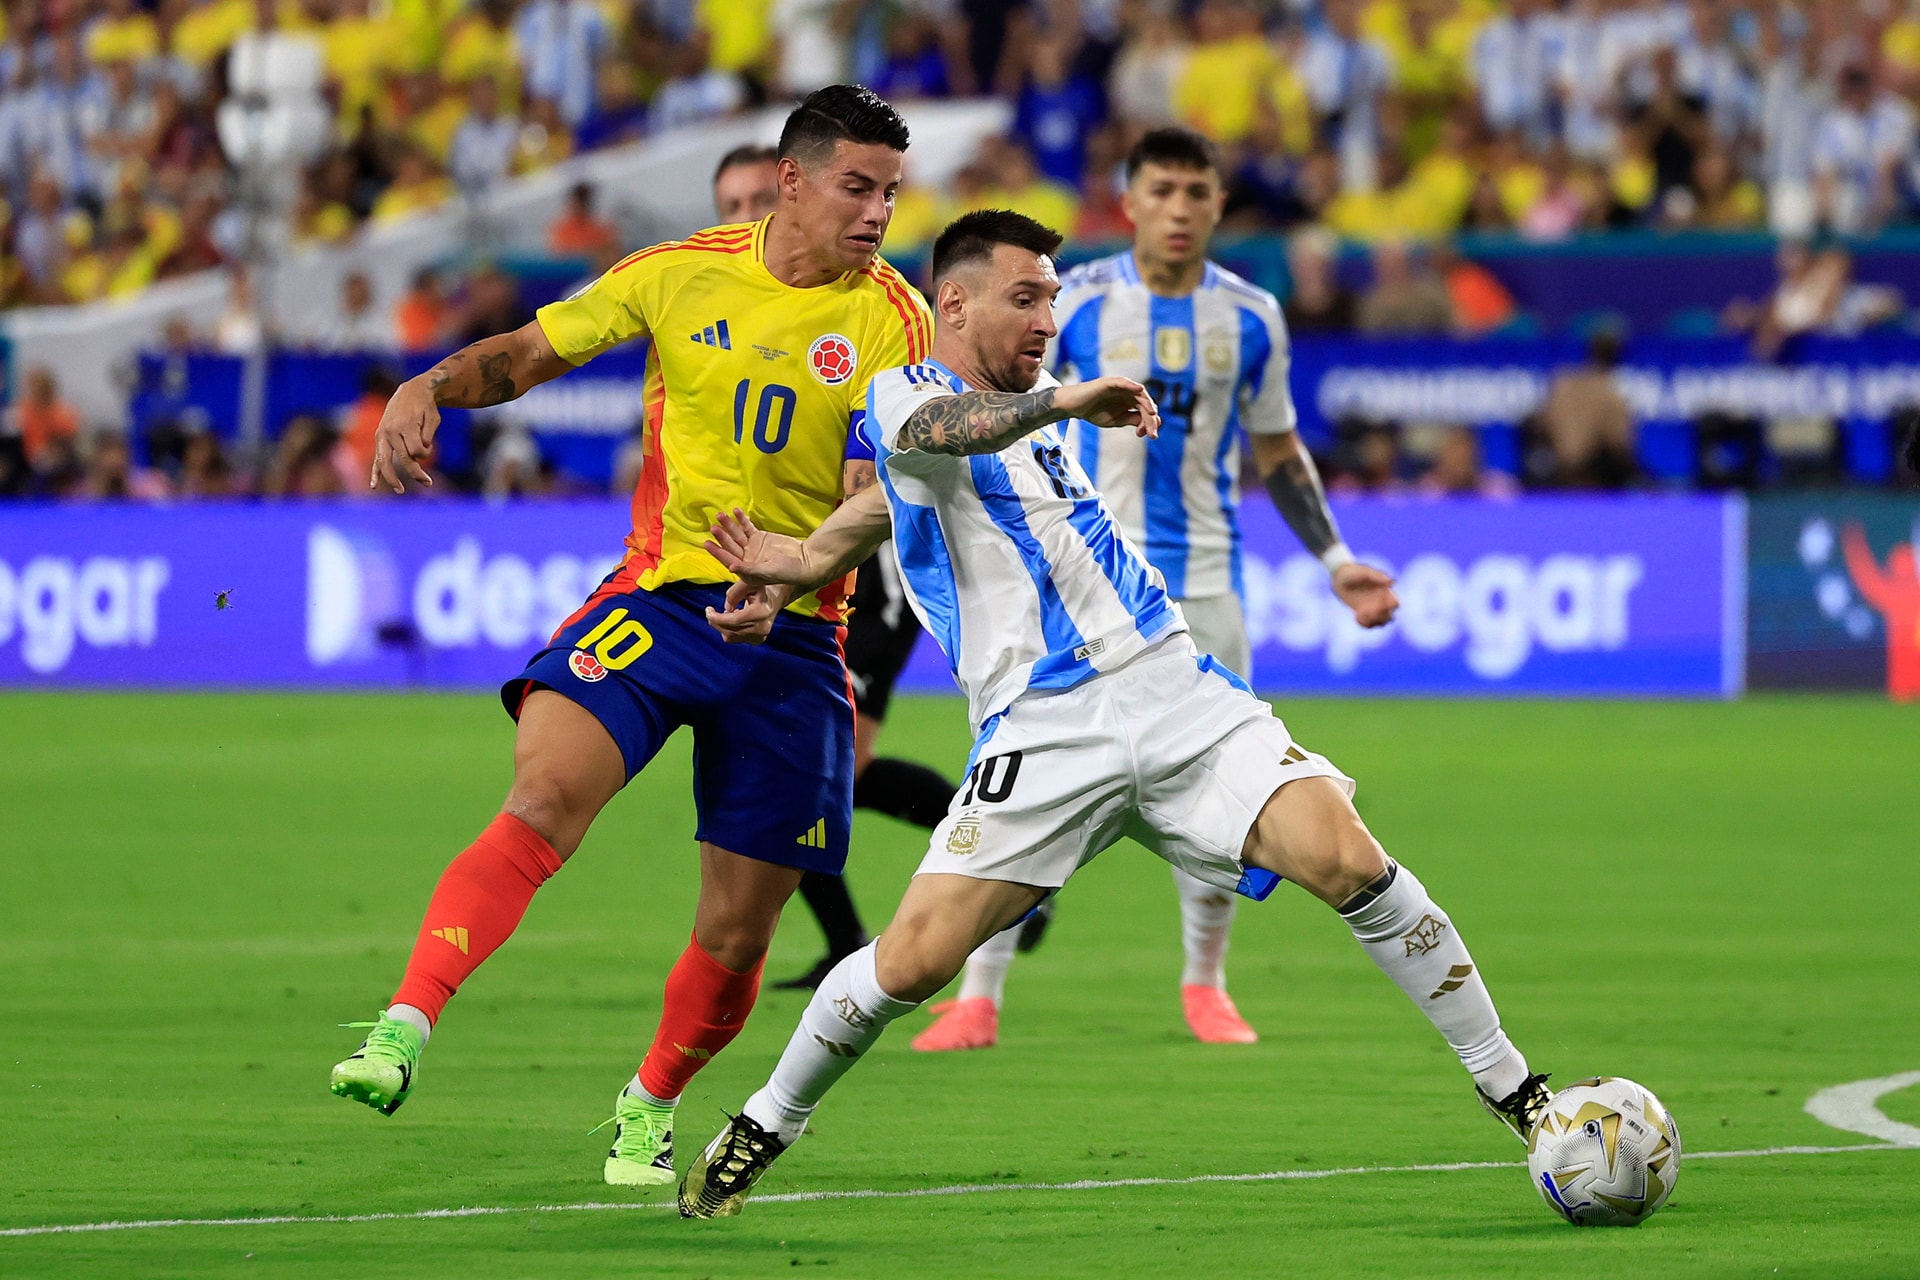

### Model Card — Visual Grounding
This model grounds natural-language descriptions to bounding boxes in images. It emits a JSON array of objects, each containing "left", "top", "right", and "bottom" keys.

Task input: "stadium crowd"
[
  {"left": 2, "top": 0, "right": 1919, "bottom": 311},
  {"left": 3, "top": 0, "right": 1919, "bottom": 500}
]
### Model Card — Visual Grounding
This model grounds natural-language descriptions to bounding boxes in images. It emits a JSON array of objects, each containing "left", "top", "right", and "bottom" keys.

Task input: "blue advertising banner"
[
  {"left": 1747, "top": 493, "right": 1920, "bottom": 698},
  {"left": 0, "top": 502, "right": 626, "bottom": 687},
  {"left": 1288, "top": 335, "right": 1920, "bottom": 482},
  {"left": 0, "top": 496, "right": 1740, "bottom": 696}
]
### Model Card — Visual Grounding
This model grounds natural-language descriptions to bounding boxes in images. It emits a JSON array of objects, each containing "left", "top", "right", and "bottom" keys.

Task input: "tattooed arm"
[
  {"left": 370, "top": 320, "right": 571, "bottom": 493},
  {"left": 1251, "top": 431, "right": 1399, "bottom": 628},
  {"left": 893, "top": 375, "right": 1161, "bottom": 457}
]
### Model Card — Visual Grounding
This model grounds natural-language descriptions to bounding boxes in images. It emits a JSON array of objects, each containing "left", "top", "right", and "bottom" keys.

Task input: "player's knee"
[
  {"left": 873, "top": 923, "right": 967, "bottom": 1004},
  {"left": 1247, "top": 783, "right": 1389, "bottom": 908},
  {"left": 693, "top": 920, "right": 772, "bottom": 973},
  {"left": 501, "top": 772, "right": 592, "bottom": 858}
]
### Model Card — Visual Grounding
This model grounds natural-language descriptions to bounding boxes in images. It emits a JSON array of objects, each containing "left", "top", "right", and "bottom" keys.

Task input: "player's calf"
[{"left": 1245, "top": 778, "right": 1540, "bottom": 1117}]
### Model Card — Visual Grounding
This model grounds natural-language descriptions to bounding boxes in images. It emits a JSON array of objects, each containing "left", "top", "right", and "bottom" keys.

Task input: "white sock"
[
  {"left": 1338, "top": 861, "right": 1528, "bottom": 1098},
  {"left": 742, "top": 944, "right": 919, "bottom": 1146},
  {"left": 956, "top": 926, "right": 1018, "bottom": 1006},
  {"left": 624, "top": 1074, "right": 677, "bottom": 1108},
  {"left": 1173, "top": 867, "right": 1236, "bottom": 989},
  {"left": 387, "top": 1003, "right": 432, "bottom": 1043}
]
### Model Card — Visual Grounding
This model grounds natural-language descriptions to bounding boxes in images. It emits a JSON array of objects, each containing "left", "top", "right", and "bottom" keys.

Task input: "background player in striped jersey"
[
  {"left": 710, "top": 143, "right": 981, "bottom": 992},
  {"left": 915, "top": 129, "right": 1395, "bottom": 1053},
  {"left": 678, "top": 211, "right": 1545, "bottom": 1218},
  {"left": 327, "top": 86, "right": 932, "bottom": 1192}
]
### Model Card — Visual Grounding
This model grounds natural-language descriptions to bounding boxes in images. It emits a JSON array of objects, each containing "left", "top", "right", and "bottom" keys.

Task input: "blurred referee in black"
[{"left": 711, "top": 145, "right": 972, "bottom": 987}]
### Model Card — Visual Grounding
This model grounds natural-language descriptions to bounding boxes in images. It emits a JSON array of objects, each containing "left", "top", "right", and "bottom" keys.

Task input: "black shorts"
[{"left": 844, "top": 549, "right": 920, "bottom": 721}]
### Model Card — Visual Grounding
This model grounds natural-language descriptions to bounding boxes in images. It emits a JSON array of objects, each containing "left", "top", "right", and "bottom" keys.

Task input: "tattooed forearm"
[
  {"left": 418, "top": 325, "right": 555, "bottom": 409},
  {"left": 895, "top": 388, "right": 1062, "bottom": 455},
  {"left": 475, "top": 352, "right": 517, "bottom": 406},
  {"left": 1262, "top": 442, "right": 1342, "bottom": 558}
]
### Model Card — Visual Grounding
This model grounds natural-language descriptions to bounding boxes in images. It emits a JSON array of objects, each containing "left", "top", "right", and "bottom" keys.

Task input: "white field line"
[
  {"left": 0, "top": 1142, "right": 1906, "bottom": 1240},
  {"left": 1804, "top": 1072, "right": 1920, "bottom": 1148}
]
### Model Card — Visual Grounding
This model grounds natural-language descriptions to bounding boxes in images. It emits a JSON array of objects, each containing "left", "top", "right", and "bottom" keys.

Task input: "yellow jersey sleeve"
[
  {"left": 858, "top": 259, "right": 934, "bottom": 394},
  {"left": 536, "top": 248, "right": 664, "bottom": 365}
]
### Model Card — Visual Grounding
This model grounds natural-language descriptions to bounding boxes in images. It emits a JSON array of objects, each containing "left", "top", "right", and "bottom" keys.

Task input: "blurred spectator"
[
  {"left": 1811, "top": 61, "right": 1916, "bottom": 235},
  {"left": 650, "top": 33, "right": 745, "bottom": 133},
  {"left": 773, "top": 0, "right": 854, "bottom": 98},
  {"left": 1686, "top": 144, "right": 1764, "bottom": 230},
  {"left": 1726, "top": 242, "right": 1906, "bottom": 360},
  {"left": 1519, "top": 143, "right": 1596, "bottom": 240},
  {"left": 1014, "top": 34, "right": 1106, "bottom": 189},
  {"left": 550, "top": 180, "right": 622, "bottom": 254},
  {"left": 1631, "top": 47, "right": 1712, "bottom": 217},
  {"left": 1759, "top": 13, "right": 1829, "bottom": 238},
  {"left": 312, "top": 271, "right": 397, "bottom": 351},
  {"left": 1535, "top": 331, "right": 1637, "bottom": 489},
  {"left": 711, "top": 146, "right": 779, "bottom": 225},
  {"left": 1108, "top": 1, "right": 1187, "bottom": 128},
  {"left": 394, "top": 269, "right": 448, "bottom": 353},
  {"left": 1330, "top": 421, "right": 1407, "bottom": 495},
  {"left": 6, "top": 365, "right": 81, "bottom": 470},
  {"left": 516, "top": 0, "right": 610, "bottom": 130},
  {"left": 1171, "top": 0, "right": 1273, "bottom": 147},
  {"left": 1302, "top": 0, "right": 1394, "bottom": 192},
  {"left": 261, "top": 414, "right": 348, "bottom": 498},
  {"left": 334, "top": 365, "right": 401, "bottom": 488},
  {"left": 514, "top": 97, "right": 574, "bottom": 173},
  {"left": 1356, "top": 240, "right": 1451, "bottom": 337},
  {"left": 448, "top": 76, "right": 518, "bottom": 197},
  {"left": 448, "top": 263, "right": 529, "bottom": 345},
  {"left": 870, "top": 12, "right": 955, "bottom": 102},
  {"left": 978, "top": 140, "right": 1080, "bottom": 236},
  {"left": 371, "top": 147, "right": 451, "bottom": 224},
  {"left": 1418, "top": 426, "right": 1520, "bottom": 499},
  {"left": 212, "top": 266, "right": 267, "bottom": 355},
  {"left": 1431, "top": 241, "right": 1517, "bottom": 337},
  {"left": 1281, "top": 225, "right": 1357, "bottom": 335},
  {"left": 80, "top": 430, "right": 170, "bottom": 501},
  {"left": 482, "top": 427, "right": 547, "bottom": 499},
  {"left": 177, "top": 429, "right": 238, "bottom": 499},
  {"left": 1473, "top": 0, "right": 1553, "bottom": 144}
]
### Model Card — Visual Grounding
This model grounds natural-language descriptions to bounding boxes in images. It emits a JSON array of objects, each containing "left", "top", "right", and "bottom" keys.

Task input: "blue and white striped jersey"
[
  {"left": 1050, "top": 252, "right": 1297, "bottom": 602},
  {"left": 869, "top": 360, "right": 1186, "bottom": 729}
]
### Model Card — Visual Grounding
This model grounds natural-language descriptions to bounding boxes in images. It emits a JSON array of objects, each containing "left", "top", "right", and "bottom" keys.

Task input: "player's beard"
[{"left": 990, "top": 350, "right": 1043, "bottom": 394}]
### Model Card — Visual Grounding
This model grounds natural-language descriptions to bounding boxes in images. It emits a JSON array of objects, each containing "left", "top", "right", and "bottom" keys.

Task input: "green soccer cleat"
[
  {"left": 329, "top": 1011, "right": 425, "bottom": 1116},
  {"left": 593, "top": 1091, "right": 676, "bottom": 1187},
  {"left": 1478, "top": 1072, "right": 1555, "bottom": 1144},
  {"left": 678, "top": 1113, "right": 788, "bottom": 1218}
]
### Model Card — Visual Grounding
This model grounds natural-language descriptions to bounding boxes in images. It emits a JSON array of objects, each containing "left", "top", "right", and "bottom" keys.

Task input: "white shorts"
[
  {"left": 917, "top": 635, "right": 1353, "bottom": 899},
  {"left": 1178, "top": 592, "right": 1252, "bottom": 684}
]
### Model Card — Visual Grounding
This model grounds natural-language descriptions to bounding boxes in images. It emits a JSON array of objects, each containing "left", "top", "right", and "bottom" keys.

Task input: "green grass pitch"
[{"left": 2, "top": 691, "right": 1916, "bottom": 1278}]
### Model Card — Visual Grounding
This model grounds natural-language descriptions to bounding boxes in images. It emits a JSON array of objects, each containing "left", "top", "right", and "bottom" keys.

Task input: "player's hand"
[
  {"left": 1056, "top": 376, "right": 1160, "bottom": 439},
  {"left": 370, "top": 381, "right": 439, "bottom": 494},
  {"left": 706, "top": 580, "right": 793, "bottom": 645},
  {"left": 706, "top": 508, "right": 813, "bottom": 589},
  {"left": 1333, "top": 562, "right": 1398, "bottom": 629}
]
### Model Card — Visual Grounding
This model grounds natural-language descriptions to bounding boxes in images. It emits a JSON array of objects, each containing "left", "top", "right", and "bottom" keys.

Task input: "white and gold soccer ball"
[{"left": 1526, "top": 1077, "right": 1681, "bottom": 1226}]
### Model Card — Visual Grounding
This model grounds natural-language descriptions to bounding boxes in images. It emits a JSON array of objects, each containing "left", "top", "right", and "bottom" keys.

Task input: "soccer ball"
[{"left": 1525, "top": 1077, "right": 1681, "bottom": 1226}]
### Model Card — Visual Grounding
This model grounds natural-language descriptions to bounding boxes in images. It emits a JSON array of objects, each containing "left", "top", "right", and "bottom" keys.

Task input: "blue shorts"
[{"left": 501, "top": 578, "right": 854, "bottom": 874}]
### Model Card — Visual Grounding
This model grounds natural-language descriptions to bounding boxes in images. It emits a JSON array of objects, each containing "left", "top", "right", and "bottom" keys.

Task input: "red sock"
[
  {"left": 636, "top": 935, "right": 764, "bottom": 1101},
  {"left": 390, "top": 813, "right": 563, "bottom": 1023}
]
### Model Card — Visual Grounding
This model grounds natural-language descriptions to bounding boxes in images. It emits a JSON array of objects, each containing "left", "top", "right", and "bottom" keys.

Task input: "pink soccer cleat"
[
  {"left": 1182, "top": 985, "right": 1258, "bottom": 1044},
  {"left": 910, "top": 996, "right": 998, "bottom": 1052}
]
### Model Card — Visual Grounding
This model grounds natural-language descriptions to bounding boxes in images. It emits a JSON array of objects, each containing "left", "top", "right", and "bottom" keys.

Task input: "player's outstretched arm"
[
  {"left": 371, "top": 320, "right": 571, "bottom": 493},
  {"left": 893, "top": 376, "right": 1159, "bottom": 457},
  {"left": 1251, "top": 431, "right": 1398, "bottom": 629},
  {"left": 702, "top": 489, "right": 894, "bottom": 644}
]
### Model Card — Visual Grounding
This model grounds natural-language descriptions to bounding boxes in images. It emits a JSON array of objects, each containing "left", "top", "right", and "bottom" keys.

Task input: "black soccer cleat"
[
  {"left": 1015, "top": 897, "right": 1056, "bottom": 953},
  {"left": 679, "top": 1112, "right": 788, "bottom": 1219},
  {"left": 1477, "top": 1072, "right": 1554, "bottom": 1145},
  {"left": 770, "top": 951, "right": 859, "bottom": 991}
]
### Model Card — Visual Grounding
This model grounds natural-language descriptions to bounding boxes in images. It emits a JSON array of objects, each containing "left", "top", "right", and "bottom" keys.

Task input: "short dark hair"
[
  {"left": 930, "top": 210, "right": 1064, "bottom": 285},
  {"left": 712, "top": 144, "right": 777, "bottom": 186},
  {"left": 1124, "top": 126, "right": 1221, "bottom": 182},
  {"left": 777, "top": 85, "right": 910, "bottom": 168}
]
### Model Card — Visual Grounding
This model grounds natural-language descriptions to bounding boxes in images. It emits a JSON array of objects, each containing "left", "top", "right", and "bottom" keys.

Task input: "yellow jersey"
[{"left": 536, "top": 215, "right": 933, "bottom": 620}]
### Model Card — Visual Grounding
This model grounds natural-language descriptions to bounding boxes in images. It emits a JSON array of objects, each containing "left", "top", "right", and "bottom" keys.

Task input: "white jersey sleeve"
[{"left": 1234, "top": 285, "right": 1298, "bottom": 437}]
